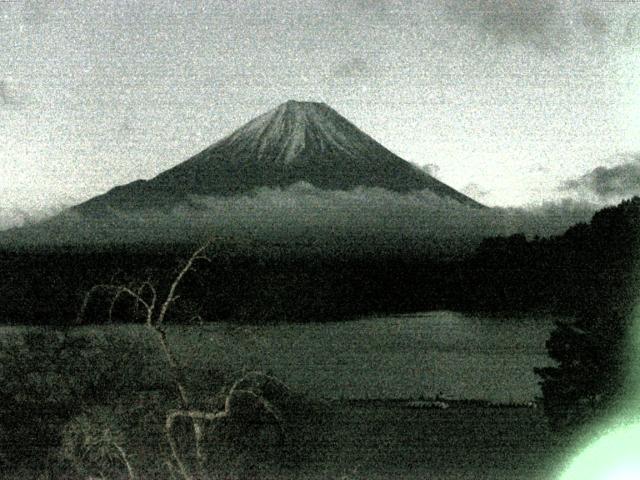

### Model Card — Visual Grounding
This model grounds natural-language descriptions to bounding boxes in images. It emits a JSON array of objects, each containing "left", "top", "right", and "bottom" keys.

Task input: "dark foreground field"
[
  {"left": 1, "top": 315, "right": 568, "bottom": 479},
  {"left": 271, "top": 402, "right": 567, "bottom": 480},
  {"left": 4, "top": 402, "right": 569, "bottom": 480}
]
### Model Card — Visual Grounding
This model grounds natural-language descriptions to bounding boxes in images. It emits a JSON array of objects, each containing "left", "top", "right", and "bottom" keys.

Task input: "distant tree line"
[
  {"left": 0, "top": 242, "right": 449, "bottom": 325},
  {"left": 0, "top": 198, "right": 638, "bottom": 326},
  {"left": 455, "top": 198, "right": 639, "bottom": 316}
]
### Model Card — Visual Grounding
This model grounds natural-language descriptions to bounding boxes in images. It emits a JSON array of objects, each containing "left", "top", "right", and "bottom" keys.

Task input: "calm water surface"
[{"left": 197, "top": 311, "right": 559, "bottom": 402}]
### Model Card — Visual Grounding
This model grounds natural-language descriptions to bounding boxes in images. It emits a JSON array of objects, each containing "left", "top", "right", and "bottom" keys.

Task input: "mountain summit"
[{"left": 78, "top": 100, "right": 481, "bottom": 211}]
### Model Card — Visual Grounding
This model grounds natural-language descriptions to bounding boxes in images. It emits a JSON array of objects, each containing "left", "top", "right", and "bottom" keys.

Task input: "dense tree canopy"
[{"left": 534, "top": 197, "right": 640, "bottom": 430}]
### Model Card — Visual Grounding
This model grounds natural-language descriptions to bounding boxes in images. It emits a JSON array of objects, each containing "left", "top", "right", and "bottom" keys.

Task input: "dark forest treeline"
[
  {"left": 532, "top": 198, "right": 640, "bottom": 429},
  {"left": 458, "top": 196, "right": 640, "bottom": 317},
  {"left": 1, "top": 197, "right": 638, "bottom": 325},
  {"left": 0, "top": 243, "right": 450, "bottom": 324}
]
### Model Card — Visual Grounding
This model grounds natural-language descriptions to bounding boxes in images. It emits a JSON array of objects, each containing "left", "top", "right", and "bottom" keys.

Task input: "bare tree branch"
[
  {"left": 78, "top": 284, "right": 151, "bottom": 324},
  {"left": 165, "top": 460, "right": 179, "bottom": 480},
  {"left": 155, "top": 242, "right": 211, "bottom": 326},
  {"left": 137, "top": 280, "right": 157, "bottom": 315},
  {"left": 113, "top": 441, "right": 137, "bottom": 480},
  {"left": 76, "top": 240, "right": 291, "bottom": 479},
  {"left": 164, "top": 384, "right": 286, "bottom": 478},
  {"left": 227, "top": 370, "right": 291, "bottom": 399}
]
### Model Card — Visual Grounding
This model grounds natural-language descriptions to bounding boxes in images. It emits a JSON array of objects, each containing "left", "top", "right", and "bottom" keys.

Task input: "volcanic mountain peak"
[
  {"left": 210, "top": 99, "right": 368, "bottom": 165},
  {"left": 78, "top": 100, "right": 483, "bottom": 210}
]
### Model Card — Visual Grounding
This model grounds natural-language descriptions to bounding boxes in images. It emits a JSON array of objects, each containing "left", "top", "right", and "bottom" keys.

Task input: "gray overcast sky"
[{"left": 1, "top": 0, "right": 640, "bottom": 209}]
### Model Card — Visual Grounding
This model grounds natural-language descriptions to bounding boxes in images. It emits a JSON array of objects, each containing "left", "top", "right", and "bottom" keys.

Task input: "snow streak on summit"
[{"left": 79, "top": 101, "right": 482, "bottom": 211}]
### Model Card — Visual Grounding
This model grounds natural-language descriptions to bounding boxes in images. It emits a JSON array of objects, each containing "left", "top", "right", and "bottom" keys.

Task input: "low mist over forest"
[
  {"left": 1, "top": 195, "right": 636, "bottom": 326},
  {"left": 1, "top": 184, "right": 597, "bottom": 257}
]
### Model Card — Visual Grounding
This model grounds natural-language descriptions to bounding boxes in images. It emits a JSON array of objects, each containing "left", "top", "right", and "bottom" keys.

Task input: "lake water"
[{"left": 185, "top": 311, "right": 559, "bottom": 403}]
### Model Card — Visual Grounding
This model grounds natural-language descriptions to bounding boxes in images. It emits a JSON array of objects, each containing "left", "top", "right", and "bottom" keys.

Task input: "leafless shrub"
[
  {"left": 60, "top": 407, "right": 136, "bottom": 480},
  {"left": 77, "top": 241, "right": 291, "bottom": 480}
]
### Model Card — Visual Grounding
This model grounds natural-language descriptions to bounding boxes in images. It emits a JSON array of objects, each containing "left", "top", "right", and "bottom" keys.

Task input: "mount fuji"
[
  {"left": 76, "top": 100, "right": 482, "bottom": 212},
  {"left": 1, "top": 101, "right": 488, "bottom": 246}
]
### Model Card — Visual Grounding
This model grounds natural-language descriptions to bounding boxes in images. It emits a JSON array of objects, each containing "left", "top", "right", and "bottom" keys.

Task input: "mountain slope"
[{"left": 77, "top": 100, "right": 482, "bottom": 211}]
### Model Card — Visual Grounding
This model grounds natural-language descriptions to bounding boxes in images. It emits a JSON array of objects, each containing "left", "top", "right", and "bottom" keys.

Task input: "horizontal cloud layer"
[
  {"left": 2, "top": 183, "right": 599, "bottom": 259},
  {"left": 0, "top": 204, "right": 67, "bottom": 231},
  {"left": 561, "top": 155, "right": 640, "bottom": 200}
]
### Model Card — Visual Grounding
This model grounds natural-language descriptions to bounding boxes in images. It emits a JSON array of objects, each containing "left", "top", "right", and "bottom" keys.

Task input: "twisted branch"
[
  {"left": 76, "top": 243, "right": 214, "bottom": 480},
  {"left": 164, "top": 371, "right": 288, "bottom": 478},
  {"left": 155, "top": 242, "right": 211, "bottom": 326},
  {"left": 76, "top": 241, "right": 290, "bottom": 480}
]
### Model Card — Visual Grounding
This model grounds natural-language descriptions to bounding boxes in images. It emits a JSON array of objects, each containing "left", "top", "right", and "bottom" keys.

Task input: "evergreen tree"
[{"left": 535, "top": 197, "right": 640, "bottom": 430}]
